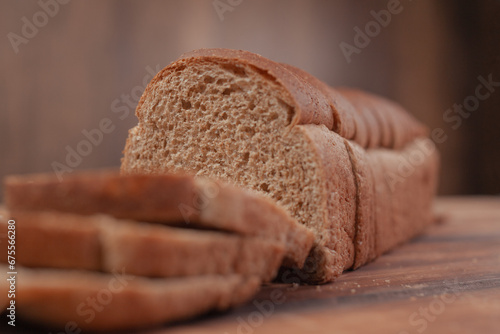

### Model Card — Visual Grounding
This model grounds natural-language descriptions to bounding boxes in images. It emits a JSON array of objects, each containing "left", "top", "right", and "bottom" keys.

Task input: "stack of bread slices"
[{"left": 1, "top": 171, "right": 314, "bottom": 330}]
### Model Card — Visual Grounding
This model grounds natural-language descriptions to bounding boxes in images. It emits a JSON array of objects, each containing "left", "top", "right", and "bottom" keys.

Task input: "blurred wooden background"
[{"left": 0, "top": 0, "right": 499, "bottom": 197}]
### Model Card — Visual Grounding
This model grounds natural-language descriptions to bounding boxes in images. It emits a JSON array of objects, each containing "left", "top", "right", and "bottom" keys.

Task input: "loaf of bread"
[
  {"left": 0, "top": 210, "right": 285, "bottom": 282},
  {"left": 121, "top": 48, "right": 439, "bottom": 283},
  {"left": 5, "top": 264, "right": 259, "bottom": 331},
  {"left": 5, "top": 171, "right": 314, "bottom": 269}
]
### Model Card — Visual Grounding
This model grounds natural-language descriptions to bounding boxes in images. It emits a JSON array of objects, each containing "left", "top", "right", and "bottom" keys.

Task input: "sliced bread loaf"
[{"left": 120, "top": 48, "right": 438, "bottom": 282}]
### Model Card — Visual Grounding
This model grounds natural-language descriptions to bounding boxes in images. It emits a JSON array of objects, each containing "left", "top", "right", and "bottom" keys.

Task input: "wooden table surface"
[{"left": 3, "top": 197, "right": 500, "bottom": 334}]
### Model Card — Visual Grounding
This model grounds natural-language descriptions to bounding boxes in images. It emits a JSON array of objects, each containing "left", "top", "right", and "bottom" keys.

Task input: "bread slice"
[
  {"left": 0, "top": 210, "right": 101, "bottom": 271},
  {"left": 337, "top": 89, "right": 381, "bottom": 148},
  {"left": 343, "top": 139, "right": 376, "bottom": 268},
  {"left": 296, "top": 124, "right": 357, "bottom": 281},
  {"left": 4, "top": 171, "right": 314, "bottom": 269},
  {"left": 100, "top": 217, "right": 284, "bottom": 281},
  {"left": 0, "top": 210, "right": 285, "bottom": 282},
  {"left": 8, "top": 264, "right": 259, "bottom": 331},
  {"left": 384, "top": 138, "right": 439, "bottom": 250},
  {"left": 120, "top": 48, "right": 438, "bottom": 282},
  {"left": 346, "top": 138, "right": 439, "bottom": 262}
]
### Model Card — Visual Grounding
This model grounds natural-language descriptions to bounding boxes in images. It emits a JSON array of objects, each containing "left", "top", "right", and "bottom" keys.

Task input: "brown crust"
[
  {"left": 176, "top": 49, "right": 335, "bottom": 130},
  {"left": 297, "top": 125, "right": 357, "bottom": 283},
  {"left": 367, "top": 138, "right": 439, "bottom": 256},
  {"left": 344, "top": 139, "right": 377, "bottom": 268},
  {"left": 5, "top": 171, "right": 197, "bottom": 223},
  {"left": 278, "top": 63, "right": 356, "bottom": 139},
  {"left": 401, "top": 138, "right": 440, "bottom": 237},
  {"left": 338, "top": 89, "right": 381, "bottom": 148},
  {"left": 366, "top": 150, "right": 394, "bottom": 255},
  {"left": 4, "top": 171, "right": 313, "bottom": 268},
  {"left": 101, "top": 218, "right": 285, "bottom": 282},
  {"left": 12, "top": 265, "right": 260, "bottom": 331},
  {"left": 152, "top": 48, "right": 428, "bottom": 149},
  {"left": 1, "top": 210, "right": 285, "bottom": 282},
  {"left": 338, "top": 88, "right": 429, "bottom": 149},
  {"left": 0, "top": 211, "right": 101, "bottom": 270},
  {"left": 193, "top": 177, "right": 315, "bottom": 268}
]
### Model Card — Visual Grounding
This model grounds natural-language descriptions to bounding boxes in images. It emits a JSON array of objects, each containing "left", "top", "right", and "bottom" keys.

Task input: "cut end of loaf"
[{"left": 122, "top": 58, "right": 326, "bottom": 233}]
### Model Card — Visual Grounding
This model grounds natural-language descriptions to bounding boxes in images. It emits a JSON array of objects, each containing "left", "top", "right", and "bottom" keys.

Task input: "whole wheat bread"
[
  {"left": 347, "top": 138, "right": 439, "bottom": 264},
  {"left": 4, "top": 171, "right": 314, "bottom": 269},
  {"left": 7, "top": 264, "right": 259, "bottom": 331},
  {"left": 0, "top": 210, "right": 285, "bottom": 282},
  {"left": 120, "top": 48, "right": 439, "bottom": 283}
]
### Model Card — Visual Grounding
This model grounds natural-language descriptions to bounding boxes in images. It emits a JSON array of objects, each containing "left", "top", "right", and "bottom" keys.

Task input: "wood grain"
[{"left": 1, "top": 197, "right": 499, "bottom": 333}]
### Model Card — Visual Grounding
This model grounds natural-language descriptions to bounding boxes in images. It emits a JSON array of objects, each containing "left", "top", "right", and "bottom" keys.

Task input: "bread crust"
[
  {"left": 100, "top": 217, "right": 285, "bottom": 282},
  {"left": 344, "top": 139, "right": 377, "bottom": 268},
  {"left": 278, "top": 63, "right": 357, "bottom": 139},
  {"left": 5, "top": 171, "right": 314, "bottom": 268},
  {"left": 297, "top": 125, "right": 357, "bottom": 283},
  {"left": 1, "top": 210, "right": 285, "bottom": 282},
  {"left": 11, "top": 265, "right": 260, "bottom": 331},
  {"left": 166, "top": 48, "right": 427, "bottom": 149},
  {"left": 0, "top": 211, "right": 101, "bottom": 270},
  {"left": 367, "top": 138, "right": 439, "bottom": 256},
  {"left": 339, "top": 89, "right": 381, "bottom": 148},
  {"left": 177, "top": 49, "right": 335, "bottom": 132},
  {"left": 338, "top": 88, "right": 429, "bottom": 149}
]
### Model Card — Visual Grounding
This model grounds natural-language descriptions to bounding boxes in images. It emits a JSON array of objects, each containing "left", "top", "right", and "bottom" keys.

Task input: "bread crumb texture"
[{"left": 123, "top": 59, "right": 324, "bottom": 233}]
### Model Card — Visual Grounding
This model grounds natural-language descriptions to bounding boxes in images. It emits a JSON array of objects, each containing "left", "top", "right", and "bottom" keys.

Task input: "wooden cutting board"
[{"left": 2, "top": 197, "right": 499, "bottom": 334}]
